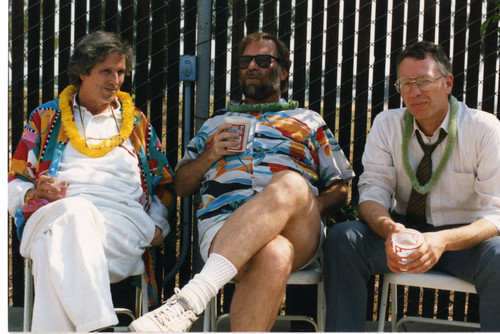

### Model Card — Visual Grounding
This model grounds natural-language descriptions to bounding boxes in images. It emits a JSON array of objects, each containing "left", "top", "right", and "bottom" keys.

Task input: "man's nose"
[
  {"left": 112, "top": 72, "right": 120, "bottom": 82},
  {"left": 247, "top": 58, "right": 259, "bottom": 70},
  {"left": 409, "top": 82, "right": 422, "bottom": 95}
]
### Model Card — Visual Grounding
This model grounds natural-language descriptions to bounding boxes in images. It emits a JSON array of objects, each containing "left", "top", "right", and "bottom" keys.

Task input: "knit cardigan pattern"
[{"left": 8, "top": 95, "right": 175, "bottom": 306}]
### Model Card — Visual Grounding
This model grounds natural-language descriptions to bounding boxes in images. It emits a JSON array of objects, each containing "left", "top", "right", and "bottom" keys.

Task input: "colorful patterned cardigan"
[{"left": 8, "top": 94, "right": 175, "bottom": 306}]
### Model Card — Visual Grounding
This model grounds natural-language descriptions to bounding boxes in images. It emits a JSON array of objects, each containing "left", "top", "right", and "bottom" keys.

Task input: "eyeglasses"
[
  {"left": 238, "top": 55, "right": 281, "bottom": 69},
  {"left": 395, "top": 75, "right": 444, "bottom": 94}
]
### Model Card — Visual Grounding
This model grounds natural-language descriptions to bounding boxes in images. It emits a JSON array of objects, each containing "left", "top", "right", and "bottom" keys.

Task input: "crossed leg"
[
  {"left": 209, "top": 170, "right": 322, "bottom": 331},
  {"left": 129, "top": 170, "right": 323, "bottom": 332}
]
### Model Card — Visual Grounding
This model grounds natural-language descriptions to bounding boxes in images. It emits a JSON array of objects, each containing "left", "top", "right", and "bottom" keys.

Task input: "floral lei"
[
  {"left": 59, "top": 85, "right": 135, "bottom": 158},
  {"left": 402, "top": 95, "right": 458, "bottom": 194},
  {"left": 227, "top": 100, "right": 299, "bottom": 112}
]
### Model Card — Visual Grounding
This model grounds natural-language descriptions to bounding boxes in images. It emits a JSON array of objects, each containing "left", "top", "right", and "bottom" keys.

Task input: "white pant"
[{"left": 20, "top": 197, "right": 149, "bottom": 332}]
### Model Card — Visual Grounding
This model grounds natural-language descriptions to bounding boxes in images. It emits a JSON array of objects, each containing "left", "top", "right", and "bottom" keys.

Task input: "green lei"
[
  {"left": 227, "top": 100, "right": 299, "bottom": 112},
  {"left": 402, "top": 95, "right": 458, "bottom": 194}
]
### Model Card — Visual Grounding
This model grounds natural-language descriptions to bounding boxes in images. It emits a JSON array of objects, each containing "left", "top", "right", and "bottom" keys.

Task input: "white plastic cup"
[
  {"left": 391, "top": 228, "right": 423, "bottom": 266},
  {"left": 54, "top": 173, "right": 69, "bottom": 193},
  {"left": 224, "top": 116, "right": 252, "bottom": 153}
]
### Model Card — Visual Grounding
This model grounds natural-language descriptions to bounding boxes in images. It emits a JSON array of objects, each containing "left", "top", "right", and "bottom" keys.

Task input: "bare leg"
[
  {"left": 128, "top": 171, "right": 323, "bottom": 332},
  {"left": 210, "top": 171, "right": 322, "bottom": 331},
  {"left": 211, "top": 170, "right": 322, "bottom": 269},
  {"left": 229, "top": 236, "right": 293, "bottom": 331}
]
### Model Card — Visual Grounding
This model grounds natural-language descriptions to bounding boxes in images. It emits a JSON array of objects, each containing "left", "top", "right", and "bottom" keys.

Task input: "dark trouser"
[{"left": 322, "top": 220, "right": 500, "bottom": 332}]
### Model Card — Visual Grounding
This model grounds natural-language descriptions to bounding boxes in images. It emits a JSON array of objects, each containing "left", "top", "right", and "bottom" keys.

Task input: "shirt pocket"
[{"left": 449, "top": 170, "right": 480, "bottom": 210}]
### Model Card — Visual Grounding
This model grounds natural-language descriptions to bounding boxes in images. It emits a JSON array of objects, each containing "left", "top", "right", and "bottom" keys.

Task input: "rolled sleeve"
[
  {"left": 8, "top": 179, "right": 35, "bottom": 218},
  {"left": 149, "top": 195, "right": 170, "bottom": 237},
  {"left": 475, "top": 120, "right": 500, "bottom": 231},
  {"left": 358, "top": 114, "right": 398, "bottom": 210}
]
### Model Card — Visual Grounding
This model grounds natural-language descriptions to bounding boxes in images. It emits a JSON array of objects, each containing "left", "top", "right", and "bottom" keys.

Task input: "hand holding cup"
[
  {"left": 391, "top": 228, "right": 423, "bottom": 270},
  {"left": 224, "top": 116, "right": 252, "bottom": 153},
  {"left": 27, "top": 174, "right": 69, "bottom": 202}
]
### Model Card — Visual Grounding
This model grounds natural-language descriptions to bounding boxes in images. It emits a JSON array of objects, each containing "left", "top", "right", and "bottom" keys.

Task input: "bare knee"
[
  {"left": 234, "top": 236, "right": 294, "bottom": 283},
  {"left": 258, "top": 237, "right": 294, "bottom": 277},
  {"left": 267, "top": 171, "right": 312, "bottom": 207}
]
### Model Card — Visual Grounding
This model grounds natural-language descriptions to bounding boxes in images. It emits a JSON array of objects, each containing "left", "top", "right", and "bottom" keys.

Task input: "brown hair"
[
  {"left": 396, "top": 40, "right": 452, "bottom": 77},
  {"left": 238, "top": 32, "right": 291, "bottom": 93},
  {"left": 67, "top": 30, "right": 134, "bottom": 88}
]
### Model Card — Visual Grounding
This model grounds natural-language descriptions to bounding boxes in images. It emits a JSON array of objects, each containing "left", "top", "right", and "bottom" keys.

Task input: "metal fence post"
[{"left": 195, "top": 0, "right": 212, "bottom": 132}]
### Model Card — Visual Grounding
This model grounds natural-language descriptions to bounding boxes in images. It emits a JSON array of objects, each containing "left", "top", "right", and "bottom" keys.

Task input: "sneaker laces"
[{"left": 152, "top": 288, "right": 196, "bottom": 326}]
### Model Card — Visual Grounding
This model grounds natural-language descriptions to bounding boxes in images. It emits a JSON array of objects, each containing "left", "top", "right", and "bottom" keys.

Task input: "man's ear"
[
  {"left": 280, "top": 68, "right": 288, "bottom": 82},
  {"left": 444, "top": 73, "right": 453, "bottom": 95}
]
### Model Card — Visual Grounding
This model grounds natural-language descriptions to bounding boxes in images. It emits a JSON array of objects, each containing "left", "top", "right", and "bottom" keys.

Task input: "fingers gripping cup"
[
  {"left": 391, "top": 228, "right": 423, "bottom": 267},
  {"left": 52, "top": 172, "right": 69, "bottom": 196},
  {"left": 225, "top": 116, "right": 252, "bottom": 153}
]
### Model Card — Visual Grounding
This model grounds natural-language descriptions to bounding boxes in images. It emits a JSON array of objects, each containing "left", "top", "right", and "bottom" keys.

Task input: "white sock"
[{"left": 179, "top": 253, "right": 237, "bottom": 315}]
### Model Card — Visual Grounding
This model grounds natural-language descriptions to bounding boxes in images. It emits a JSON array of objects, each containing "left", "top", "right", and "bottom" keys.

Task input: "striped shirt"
[{"left": 177, "top": 100, "right": 355, "bottom": 241}]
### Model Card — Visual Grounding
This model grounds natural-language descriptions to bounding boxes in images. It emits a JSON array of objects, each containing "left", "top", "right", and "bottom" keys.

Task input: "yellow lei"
[{"left": 59, "top": 85, "right": 135, "bottom": 158}]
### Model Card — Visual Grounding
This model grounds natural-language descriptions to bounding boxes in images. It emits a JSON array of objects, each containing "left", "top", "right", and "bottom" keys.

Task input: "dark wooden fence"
[{"left": 8, "top": 0, "right": 499, "bottom": 327}]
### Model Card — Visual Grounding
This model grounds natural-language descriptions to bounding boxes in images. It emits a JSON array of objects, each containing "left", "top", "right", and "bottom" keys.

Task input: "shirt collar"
[
  {"left": 73, "top": 92, "right": 120, "bottom": 117},
  {"left": 239, "top": 98, "right": 287, "bottom": 105},
  {"left": 412, "top": 105, "right": 450, "bottom": 143}
]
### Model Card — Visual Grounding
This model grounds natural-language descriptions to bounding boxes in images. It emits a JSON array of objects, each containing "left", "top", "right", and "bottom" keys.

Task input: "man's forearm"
[
  {"left": 359, "top": 200, "right": 399, "bottom": 239},
  {"left": 316, "top": 179, "right": 348, "bottom": 217},
  {"left": 437, "top": 218, "right": 499, "bottom": 252},
  {"left": 174, "top": 148, "right": 220, "bottom": 197}
]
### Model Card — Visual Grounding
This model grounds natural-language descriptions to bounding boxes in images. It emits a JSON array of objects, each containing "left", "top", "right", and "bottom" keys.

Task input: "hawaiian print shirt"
[{"left": 177, "top": 100, "right": 355, "bottom": 239}]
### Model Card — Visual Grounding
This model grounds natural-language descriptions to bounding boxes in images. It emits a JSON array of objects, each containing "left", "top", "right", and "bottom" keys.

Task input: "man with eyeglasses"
[
  {"left": 8, "top": 31, "right": 175, "bottom": 331},
  {"left": 322, "top": 41, "right": 500, "bottom": 331},
  {"left": 130, "top": 32, "right": 354, "bottom": 332}
]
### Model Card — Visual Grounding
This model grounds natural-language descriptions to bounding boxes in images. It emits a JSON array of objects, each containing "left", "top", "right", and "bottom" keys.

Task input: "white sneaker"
[{"left": 128, "top": 288, "right": 198, "bottom": 332}]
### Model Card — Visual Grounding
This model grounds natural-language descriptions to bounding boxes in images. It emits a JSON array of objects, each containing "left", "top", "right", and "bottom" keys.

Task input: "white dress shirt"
[{"left": 358, "top": 100, "right": 500, "bottom": 231}]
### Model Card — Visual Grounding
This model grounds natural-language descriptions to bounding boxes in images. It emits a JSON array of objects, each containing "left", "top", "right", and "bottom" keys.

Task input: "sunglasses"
[{"left": 238, "top": 55, "right": 281, "bottom": 69}]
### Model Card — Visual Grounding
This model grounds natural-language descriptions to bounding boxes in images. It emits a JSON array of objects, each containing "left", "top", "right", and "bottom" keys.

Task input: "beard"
[{"left": 239, "top": 67, "right": 281, "bottom": 102}]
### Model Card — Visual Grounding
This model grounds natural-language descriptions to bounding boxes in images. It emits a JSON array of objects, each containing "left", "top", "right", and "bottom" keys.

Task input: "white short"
[{"left": 199, "top": 218, "right": 326, "bottom": 268}]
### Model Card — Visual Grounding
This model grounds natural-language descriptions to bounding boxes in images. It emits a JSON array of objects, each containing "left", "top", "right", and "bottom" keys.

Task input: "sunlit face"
[
  {"left": 79, "top": 51, "right": 126, "bottom": 112},
  {"left": 238, "top": 40, "right": 288, "bottom": 104},
  {"left": 397, "top": 55, "right": 453, "bottom": 131}
]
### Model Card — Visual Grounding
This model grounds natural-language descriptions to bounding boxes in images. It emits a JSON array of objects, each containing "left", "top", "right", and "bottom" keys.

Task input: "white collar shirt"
[{"left": 358, "top": 100, "right": 500, "bottom": 230}]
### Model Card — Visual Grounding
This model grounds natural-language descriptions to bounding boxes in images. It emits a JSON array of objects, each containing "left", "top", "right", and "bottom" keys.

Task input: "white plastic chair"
[
  {"left": 202, "top": 259, "right": 326, "bottom": 332},
  {"left": 377, "top": 271, "right": 480, "bottom": 332},
  {"left": 23, "top": 258, "right": 149, "bottom": 332}
]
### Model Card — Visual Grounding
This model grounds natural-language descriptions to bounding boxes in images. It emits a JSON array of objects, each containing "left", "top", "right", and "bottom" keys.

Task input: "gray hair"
[
  {"left": 67, "top": 31, "right": 134, "bottom": 88},
  {"left": 396, "top": 40, "right": 452, "bottom": 77}
]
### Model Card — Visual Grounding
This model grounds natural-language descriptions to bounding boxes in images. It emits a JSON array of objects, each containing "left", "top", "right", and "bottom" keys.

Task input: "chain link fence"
[{"left": 8, "top": 0, "right": 499, "bottom": 326}]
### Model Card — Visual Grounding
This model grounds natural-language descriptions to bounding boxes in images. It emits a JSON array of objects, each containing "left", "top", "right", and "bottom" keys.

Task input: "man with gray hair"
[
  {"left": 8, "top": 30, "right": 174, "bottom": 332},
  {"left": 322, "top": 40, "right": 500, "bottom": 331}
]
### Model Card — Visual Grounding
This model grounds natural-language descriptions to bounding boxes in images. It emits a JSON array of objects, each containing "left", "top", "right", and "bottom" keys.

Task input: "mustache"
[{"left": 243, "top": 70, "right": 261, "bottom": 79}]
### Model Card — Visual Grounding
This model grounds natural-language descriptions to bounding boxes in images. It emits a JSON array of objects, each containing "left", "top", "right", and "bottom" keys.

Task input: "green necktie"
[{"left": 406, "top": 129, "right": 447, "bottom": 226}]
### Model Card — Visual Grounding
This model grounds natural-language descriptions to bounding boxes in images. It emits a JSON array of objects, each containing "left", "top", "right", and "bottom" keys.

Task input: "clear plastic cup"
[
  {"left": 54, "top": 173, "right": 69, "bottom": 196},
  {"left": 391, "top": 228, "right": 423, "bottom": 266}
]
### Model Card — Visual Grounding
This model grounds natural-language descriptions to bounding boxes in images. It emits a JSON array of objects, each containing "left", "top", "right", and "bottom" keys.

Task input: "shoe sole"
[{"left": 128, "top": 321, "right": 194, "bottom": 333}]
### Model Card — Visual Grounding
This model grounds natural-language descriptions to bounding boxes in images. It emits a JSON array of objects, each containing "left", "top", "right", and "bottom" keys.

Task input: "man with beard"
[{"left": 129, "top": 32, "right": 354, "bottom": 332}]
